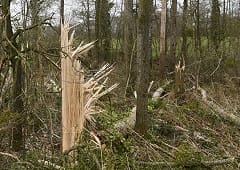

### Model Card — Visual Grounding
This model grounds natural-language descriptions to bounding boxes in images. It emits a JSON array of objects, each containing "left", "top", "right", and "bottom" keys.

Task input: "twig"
[
  {"left": 42, "top": 54, "right": 60, "bottom": 70},
  {"left": 38, "top": 160, "right": 65, "bottom": 170},
  {"left": 204, "top": 157, "right": 236, "bottom": 166},
  {"left": 210, "top": 54, "right": 223, "bottom": 76},
  {"left": 12, "top": 15, "right": 54, "bottom": 40},
  {"left": 136, "top": 161, "right": 174, "bottom": 167},
  {"left": 0, "top": 58, "right": 7, "bottom": 73},
  {"left": 0, "top": 126, "right": 11, "bottom": 132},
  {"left": 124, "top": 39, "right": 137, "bottom": 98},
  {"left": 0, "top": 152, "right": 20, "bottom": 161},
  {"left": 131, "top": 129, "right": 175, "bottom": 159},
  {"left": 136, "top": 157, "right": 236, "bottom": 167}
]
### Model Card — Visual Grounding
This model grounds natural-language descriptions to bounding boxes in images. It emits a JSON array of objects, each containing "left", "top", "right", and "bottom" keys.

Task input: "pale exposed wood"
[
  {"left": 38, "top": 160, "right": 65, "bottom": 170},
  {"left": 175, "top": 61, "right": 185, "bottom": 96},
  {"left": 61, "top": 22, "right": 117, "bottom": 155},
  {"left": 195, "top": 87, "right": 240, "bottom": 126},
  {"left": 0, "top": 152, "right": 20, "bottom": 161},
  {"left": 61, "top": 22, "right": 84, "bottom": 154}
]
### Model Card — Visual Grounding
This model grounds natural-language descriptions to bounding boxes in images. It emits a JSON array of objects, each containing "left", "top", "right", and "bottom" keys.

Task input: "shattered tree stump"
[
  {"left": 175, "top": 61, "right": 185, "bottom": 101},
  {"left": 61, "top": 23, "right": 85, "bottom": 154},
  {"left": 61, "top": 22, "right": 117, "bottom": 156}
]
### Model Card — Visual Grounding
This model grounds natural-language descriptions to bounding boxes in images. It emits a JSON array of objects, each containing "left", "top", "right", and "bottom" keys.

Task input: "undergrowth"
[{"left": 0, "top": 82, "right": 239, "bottom": 170}]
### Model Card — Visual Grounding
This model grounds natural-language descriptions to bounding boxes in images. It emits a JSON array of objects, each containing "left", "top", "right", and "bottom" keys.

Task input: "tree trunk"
[
  {"left": 124, "top": 0, "right": 136, "bottom": 95},
  {"left": 135, "top": 0, "right": 153, "bottom": 135},
  {"left": 195, "top": 0, "right": 201, "bottom": 55},
  {"left": 95, "top": 0, "right": 111, "bottom": 63},
  {"left": 61, "top": 23, "right": 85, "bottom": 155},
  {"left": 95, "top": 0, "right": 100, "bottom": 62},
  {"left": 60, "top": 0, "right": 64, "bottom": 24},
  {"left": 30, "top": 0, "right": 42, "bottom": 76},
  {"left": 169, "top": 0, "right": 177, "bottom": 70},
  {"left": 2, "top": 0, "right": 25, "bottom": 152},
  {"left": 222, "top": 0, "right": 226, "bottom": 39},
  {"left": 159, "top": 0, "right": 167, "bottom": 79},
  {"left": 194, "top": 0, "right": 201, "bottom": 88},
  {"left": 12, "top": 59, "right": 24, "bottom": 152},
  {"left": 86, "top": 0, "right": 91, "bottom": 41},
  {"left": 124, "top": 0, "right": 134, "bottom": 69},
  {"left": 181, "top": 0, "right": 188, "bottom": 60},
  {"left": 210, "top": 0, "right": 221, "bottom": 51}
]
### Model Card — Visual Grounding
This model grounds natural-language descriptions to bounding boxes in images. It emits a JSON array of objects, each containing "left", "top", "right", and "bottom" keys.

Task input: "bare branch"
[
  {"left": 0, "top": 152, "right": 20, "bottom": 161},
  {"left": 136, "top": 157, "right": 237, "bottom": 167},
  {"left": 12, "top": 15, "right": 54, "bottom": 41}
]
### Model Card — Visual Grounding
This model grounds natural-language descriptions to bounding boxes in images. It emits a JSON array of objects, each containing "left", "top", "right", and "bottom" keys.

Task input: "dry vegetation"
[
  {"left": 0, "top": 60, "right": 240, "bottom": 170},
  {"left": 1, "top": 0, "right": 240, "bottom": 169}
]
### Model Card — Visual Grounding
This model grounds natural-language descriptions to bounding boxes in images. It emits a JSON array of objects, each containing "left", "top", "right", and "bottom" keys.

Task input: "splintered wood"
[
  {"left": 61, "top": 23, "right": 84, "bottom": 154},
  {"left": 61, "top": 23, "right": 117, "bottom": 155},
  {"left": 175, "top": 61, "right": 185, "bottom": 95}
]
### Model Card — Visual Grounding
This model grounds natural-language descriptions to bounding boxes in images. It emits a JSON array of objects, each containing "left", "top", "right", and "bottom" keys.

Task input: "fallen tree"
[{"left": 195, "top": 87, "right": 240, "bottom": 126}]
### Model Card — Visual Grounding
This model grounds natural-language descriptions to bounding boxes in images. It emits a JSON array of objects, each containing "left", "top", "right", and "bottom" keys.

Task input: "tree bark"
[
  {"left": 194, "top": 0, "right": 201, "bottom": 88},
  {"left": 210, "top": 0, "right": 221, "bottom": 50},
  {"left": 159, "top": 0, "right": 167, "bottom": 79},
  {"left": 124, "top": 0, "right": 134, "bottom": 68},
  {"left": 195, "top": 0, "right": 201, "bottom": 54},
  {"left": 181, "top": 0, "right": 188, "bottom": 60},
  {"left": 95, "top": 0, "right": 112, "bottom": 63},
  {"left": 2, "top": 0, "right": 25, "bottom": 152},
  {"left": 86, "top": 0, "right": 91, "bottom": 41},
  {"left": 135, "top": 0, "right": 153, "bottom": 135},
  {"left": 30, "top": 0, "right": 42, "bottom": 73},
  {"left": 95, "top": 0, "right": 100, "bottom": 62},
  {"left": 123, "top": 0, "right": 136, "bottom": 95},
  {"left": 60, "top": 0, "right": 64, "bottom": 24},
  {"left": 169, "top": 0, "right": 177, "bottom": 70}
]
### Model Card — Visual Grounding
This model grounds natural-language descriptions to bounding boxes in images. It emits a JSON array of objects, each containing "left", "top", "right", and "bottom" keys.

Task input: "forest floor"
[
  {"left": 65, "top": 81, "right": 239, "bottom": 170},
  {"left": 1, "top": 64, "right": 240, "bottom": 170}
]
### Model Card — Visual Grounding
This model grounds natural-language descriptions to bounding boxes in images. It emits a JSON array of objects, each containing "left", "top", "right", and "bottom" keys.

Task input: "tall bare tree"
[
  {"left": 195, "top": 0, "right": 201, "bottom": 55},
  {"left": 159, "top": 0, "right": 167, "bottom": 78},
  {"left": 95, "top": 0, "right": 112, "bottom": 62},
  {"left": 194, "top": 0, "right": 201, "bottom": 88},
  {"left": 181, "top": 0, "right": 188, "bottom": 60},
  {"left": 124, "top": 0, "right": 135, "bottom": 95},
  {"left": 0, "top": 4, "right": 3, "bottom": 42},
  {"left": 135, "top": 0, "right": 153, "bottom": 135},
  {"left": 2, "top": 0, "right": 24, "bottom": 151},
  {"left": 210, "top": 0, "right": 221, "bottom": 50},
  {"left": 29, "top": 0, "right": 42, "bottom": 71},
  {"left": 86, "top": 0, "right": 91, "bottom": 41},
  {"left": 60, "top": 0, "right": 64, "bottom": 24},
  {"left": 170, "top": 0, "right": 177, "bottom": 69}
]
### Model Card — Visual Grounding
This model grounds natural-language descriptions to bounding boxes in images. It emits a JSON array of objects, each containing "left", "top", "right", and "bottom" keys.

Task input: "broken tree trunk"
[
  {"left": 61, "top": 23, "right": 85, "bottom": 154},
  {"left": 175, "top": 61, "right": 185, "bottom": 99},
  {"left": 61, "top": 22, "right": 117, "bottom": 155}
]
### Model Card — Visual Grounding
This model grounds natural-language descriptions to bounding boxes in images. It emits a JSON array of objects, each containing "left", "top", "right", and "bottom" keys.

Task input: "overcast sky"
[
  {"left": 9, "top": 0, "right": 194, "bottom": 26},
  {"left": 10, "top": 0, "right": 186, "bottom": 17},
  {"left": 63, "top": 0, "right": 186, "bottom": 15}
]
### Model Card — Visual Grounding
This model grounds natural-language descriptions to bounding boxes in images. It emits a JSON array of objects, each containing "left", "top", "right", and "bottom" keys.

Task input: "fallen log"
[{"left": 194, "top": 87, "right": 240, "bottom": 126}]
